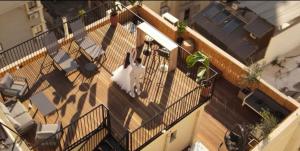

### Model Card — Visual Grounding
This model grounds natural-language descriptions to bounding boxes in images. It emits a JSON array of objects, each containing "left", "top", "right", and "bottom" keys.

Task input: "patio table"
[
  {"left": 136, "top": 22, "right": 178, "bottom": 72},
  {"left": 30, "top": 91, "right": 57, "bottom": 122}
]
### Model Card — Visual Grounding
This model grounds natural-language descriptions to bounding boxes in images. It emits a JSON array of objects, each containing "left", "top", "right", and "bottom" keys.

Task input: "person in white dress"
[
  {"left": 111, "top": 52, "right": 133, "bottom": 93},
  {"left": 129, "top": 49, "right": 145, "bottom": 98}
]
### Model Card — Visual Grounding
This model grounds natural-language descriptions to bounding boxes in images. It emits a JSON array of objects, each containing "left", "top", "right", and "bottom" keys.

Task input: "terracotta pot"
[
  {"left": 200, "top": 81, "right": 212, "bottom": 98},
  {"left": 110, "top": 15, "right": 118, "bottom": 27}
]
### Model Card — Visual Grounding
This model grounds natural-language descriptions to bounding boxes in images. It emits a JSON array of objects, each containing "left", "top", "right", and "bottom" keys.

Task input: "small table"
[
  {"left": 143, "top": 35, "right": 153, "bottom": 56},
  {"left": 30, "top": 92, "right": 57, "bottom": 122},
  {"left": 84, "top": 63, "right": 97, "bottom": 76}
]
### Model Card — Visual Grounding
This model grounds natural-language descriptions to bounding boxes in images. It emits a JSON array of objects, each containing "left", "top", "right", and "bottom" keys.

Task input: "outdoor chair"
[
  {"left": 70, "top": 19, "right": 106, "bottom": 63},
  {"left": 42, "top": 32, "right": 79, "bottom": 76},
  {"left": 35, "top": 121, "right": 62, "bottom": 147},
  {"left": 1, "top": 100, "right": 36, "bottom": 135},
  {"left": 0, "top": 73, "right": 29, "bottom": 99}
]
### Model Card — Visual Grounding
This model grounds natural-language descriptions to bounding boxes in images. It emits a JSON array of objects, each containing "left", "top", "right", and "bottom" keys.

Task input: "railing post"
[
  {"left": 62, "top": 16, "right": 69, "bottom": 37},
  {"left": 126, "top": 130, "right": 131, "bottom": 151},
  {"left": 106, "top": 108, "right": 112, "bottom": 134}
]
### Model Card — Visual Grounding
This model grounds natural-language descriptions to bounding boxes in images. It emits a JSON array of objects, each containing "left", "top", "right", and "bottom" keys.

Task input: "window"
[
  {"left": 169, "top": 131, "right": 177, "bottom": 143},
  {"left": 28, "top": 1, "right": 37, "bottom": 10},
  {"left": 32, "top": 24, "right": 43, "bottom": 36},
  {"left": 28, "top": 11, "right": 40, "bottom": 20},
  {"left": 183, "top": 8, "right": 190, "bottom": 22},
  {"left": 160, "top": 1, "right": 170, "bottom": 15},
  {"left": 160, "top": 6, "right": 170, "bottom": 15}
]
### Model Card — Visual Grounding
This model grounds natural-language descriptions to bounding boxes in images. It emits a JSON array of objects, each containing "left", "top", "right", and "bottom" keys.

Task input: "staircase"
[{"left": 94, "top": 134, "right": 126, "bottom": 151}]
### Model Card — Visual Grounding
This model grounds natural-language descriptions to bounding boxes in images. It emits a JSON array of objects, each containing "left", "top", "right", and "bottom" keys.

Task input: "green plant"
[
  {"left": 176, "top": 21, "right": 187, "bottom": 35},
  {"left": 241, "top": 62, "right": 265, "bottom": 87},
  {"left": 129, "top": 0, "right": 137, "bottom": 5},
  {"left": 186, "top": 51, "right": 210, "bottom": 82},
  {"left": 110, "top": 0, "right": 118, "bottom": 16},
  {"left": 250, "top": 109, "right": 278, "bottom": 139},
  {"left": 78, "top": 9, "right": 86, "bottom": 17}
]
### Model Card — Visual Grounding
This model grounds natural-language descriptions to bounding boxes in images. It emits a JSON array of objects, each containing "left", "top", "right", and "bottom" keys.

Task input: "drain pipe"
[{"left": 62, "top": 16, "right": 69, "bottom": 37}]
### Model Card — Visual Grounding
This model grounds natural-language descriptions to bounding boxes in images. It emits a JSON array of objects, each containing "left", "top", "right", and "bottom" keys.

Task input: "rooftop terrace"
[{"left": 0, "top": 2, "right": 298, "bottom": 151}]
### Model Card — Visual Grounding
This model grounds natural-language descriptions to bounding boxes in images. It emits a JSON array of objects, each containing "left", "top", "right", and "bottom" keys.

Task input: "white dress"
[{"left": 111, "top": 65, "right": 133, "bottom": 93}]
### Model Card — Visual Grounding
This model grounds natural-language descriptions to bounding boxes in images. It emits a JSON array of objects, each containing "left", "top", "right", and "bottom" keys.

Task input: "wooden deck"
[
  {"left": 194, "top": 77, "right": 260, "bottom": 151},
  {"left": 7, "top": 23, "right": 198, "bottom": 142}
]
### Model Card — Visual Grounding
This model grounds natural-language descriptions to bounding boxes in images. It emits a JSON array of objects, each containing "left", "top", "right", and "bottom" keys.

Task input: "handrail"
[
  {"left": 120, "top": 86, "right": 205, "bottom": 151},
  {"left": 31, "top": 104, "right": 109, "bottom": 150},
  {"left": 130, "top": 86, "right": 200, "bottom": 134}
]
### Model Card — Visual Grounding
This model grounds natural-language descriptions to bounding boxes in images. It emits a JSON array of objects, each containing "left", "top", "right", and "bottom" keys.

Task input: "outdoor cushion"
[
  {"left": 14, "top": 113, "right": 34, "bottom": 127},
  {"left": 52, "top": 50, "right": 79, "bottom": 74},
  {"left": 0, "top": 73, "right": 13, "bottom": 89},
  {"left": 35, "top": 122, "right": 62, "bottom": 145},
  {"left": 6, "top": 114, "right": 21, "bottom": 129},
  {"left": 37, "top": 123, "right": 61, "bottom": 134},
  {"left": 77, "top": 37, "right": 104, "bottom": 60},
  {"left": 6, "top": 101, "right": 27, "bottom": 118},
  {"left": 0, "top": 102, "right": 10, "bottom": 115},
  {"left": 10, "top": 81, "right": 28, "bottom": 96}
]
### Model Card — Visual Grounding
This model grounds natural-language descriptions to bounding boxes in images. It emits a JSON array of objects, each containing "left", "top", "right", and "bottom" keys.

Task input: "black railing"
[
  {"left": 0, "top": 2, "right": 122, "bottom": 69},
  {"left": 118, "top": 86, "right": 204, "bottom": 151},
  {"left": 77, "top": 126, "right": 109, "bottom": 151},
  {"left": 30, "top": 104, "right": 109, "bottom": 151}
]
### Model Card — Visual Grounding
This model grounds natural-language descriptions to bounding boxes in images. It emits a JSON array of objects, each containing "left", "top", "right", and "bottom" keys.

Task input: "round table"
[{"left": 84, "top": 63, "right": 97, "bottom": 76}]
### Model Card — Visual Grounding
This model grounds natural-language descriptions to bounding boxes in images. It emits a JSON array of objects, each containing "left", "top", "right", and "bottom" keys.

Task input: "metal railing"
[
  {"left": 0, "top": 2, "right": 125, "bottom": 69},
  {"left": 30, "top": 104, "right": 109, "bottom": 151}
]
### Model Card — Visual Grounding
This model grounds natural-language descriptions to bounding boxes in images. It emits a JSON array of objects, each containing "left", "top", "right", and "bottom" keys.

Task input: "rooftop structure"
[
  {"left": 0, "top": 2, "right": 299, "bottom": 151},
  {"left": 192, "top": 2, "right": 275, "bottom": 65},
  {"left": 0, "top": 1, "right": 47, "bottom": 51}
]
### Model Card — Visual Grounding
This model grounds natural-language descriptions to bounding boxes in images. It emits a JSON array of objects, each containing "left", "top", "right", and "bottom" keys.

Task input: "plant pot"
[
  {"left": 200, "top": 81, "right": 212, "bottom": 98},
  {"left": 110, "top": 15, "right": 118, "bottom": 27},
  {"left": 176, "top": 37, "right": 184, "bottom": 45}
]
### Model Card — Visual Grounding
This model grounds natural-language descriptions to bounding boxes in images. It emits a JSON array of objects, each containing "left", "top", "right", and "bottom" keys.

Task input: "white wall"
[
  {"left": 262, "top": 22, "right": 300, "bottom": 64},
  {"left": 142, "top": 103, "right": 207, "bottom": 151}
]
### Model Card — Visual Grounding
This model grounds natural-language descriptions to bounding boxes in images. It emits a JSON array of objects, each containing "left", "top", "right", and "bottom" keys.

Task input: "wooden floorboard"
[{"left": 195, "top": 77, "right": 260, "bottom": 151}]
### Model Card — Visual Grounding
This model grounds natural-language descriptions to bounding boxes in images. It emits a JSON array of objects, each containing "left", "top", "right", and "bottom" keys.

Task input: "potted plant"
[
  {"left": 176, "top": 21, "right": 187, "bottom": 45},
  {"left": 78, "top": 9, "right": 86, "bottom": 21},
  {"left": 250, "top": 109, "right": 278, "bottom": 140},
  {"left": 240, "top": 62, "right": 265, "bottom": 88},
  {"left": 186, "top": 51, "right": 211, "bottom": 98},
  {"left": 110, "top": 1, "right": 118, "bottom": 27},
  {"left": 129, "top": 0, "right": 137, "bottom": 6}
]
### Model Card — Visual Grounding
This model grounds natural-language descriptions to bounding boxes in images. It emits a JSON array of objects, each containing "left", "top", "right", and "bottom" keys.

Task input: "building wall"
[
  {"left": 0, "top": 1, "right": 46, "bottom": 51},
  {"left": 143, "top": 1, "right": 210, "bottom": 25},
  {"left": 261, "top": 22, "right": 300, "bottom": 64},
  {"left": 141, "top": 103, "right": 207, "bottom": 151}
]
